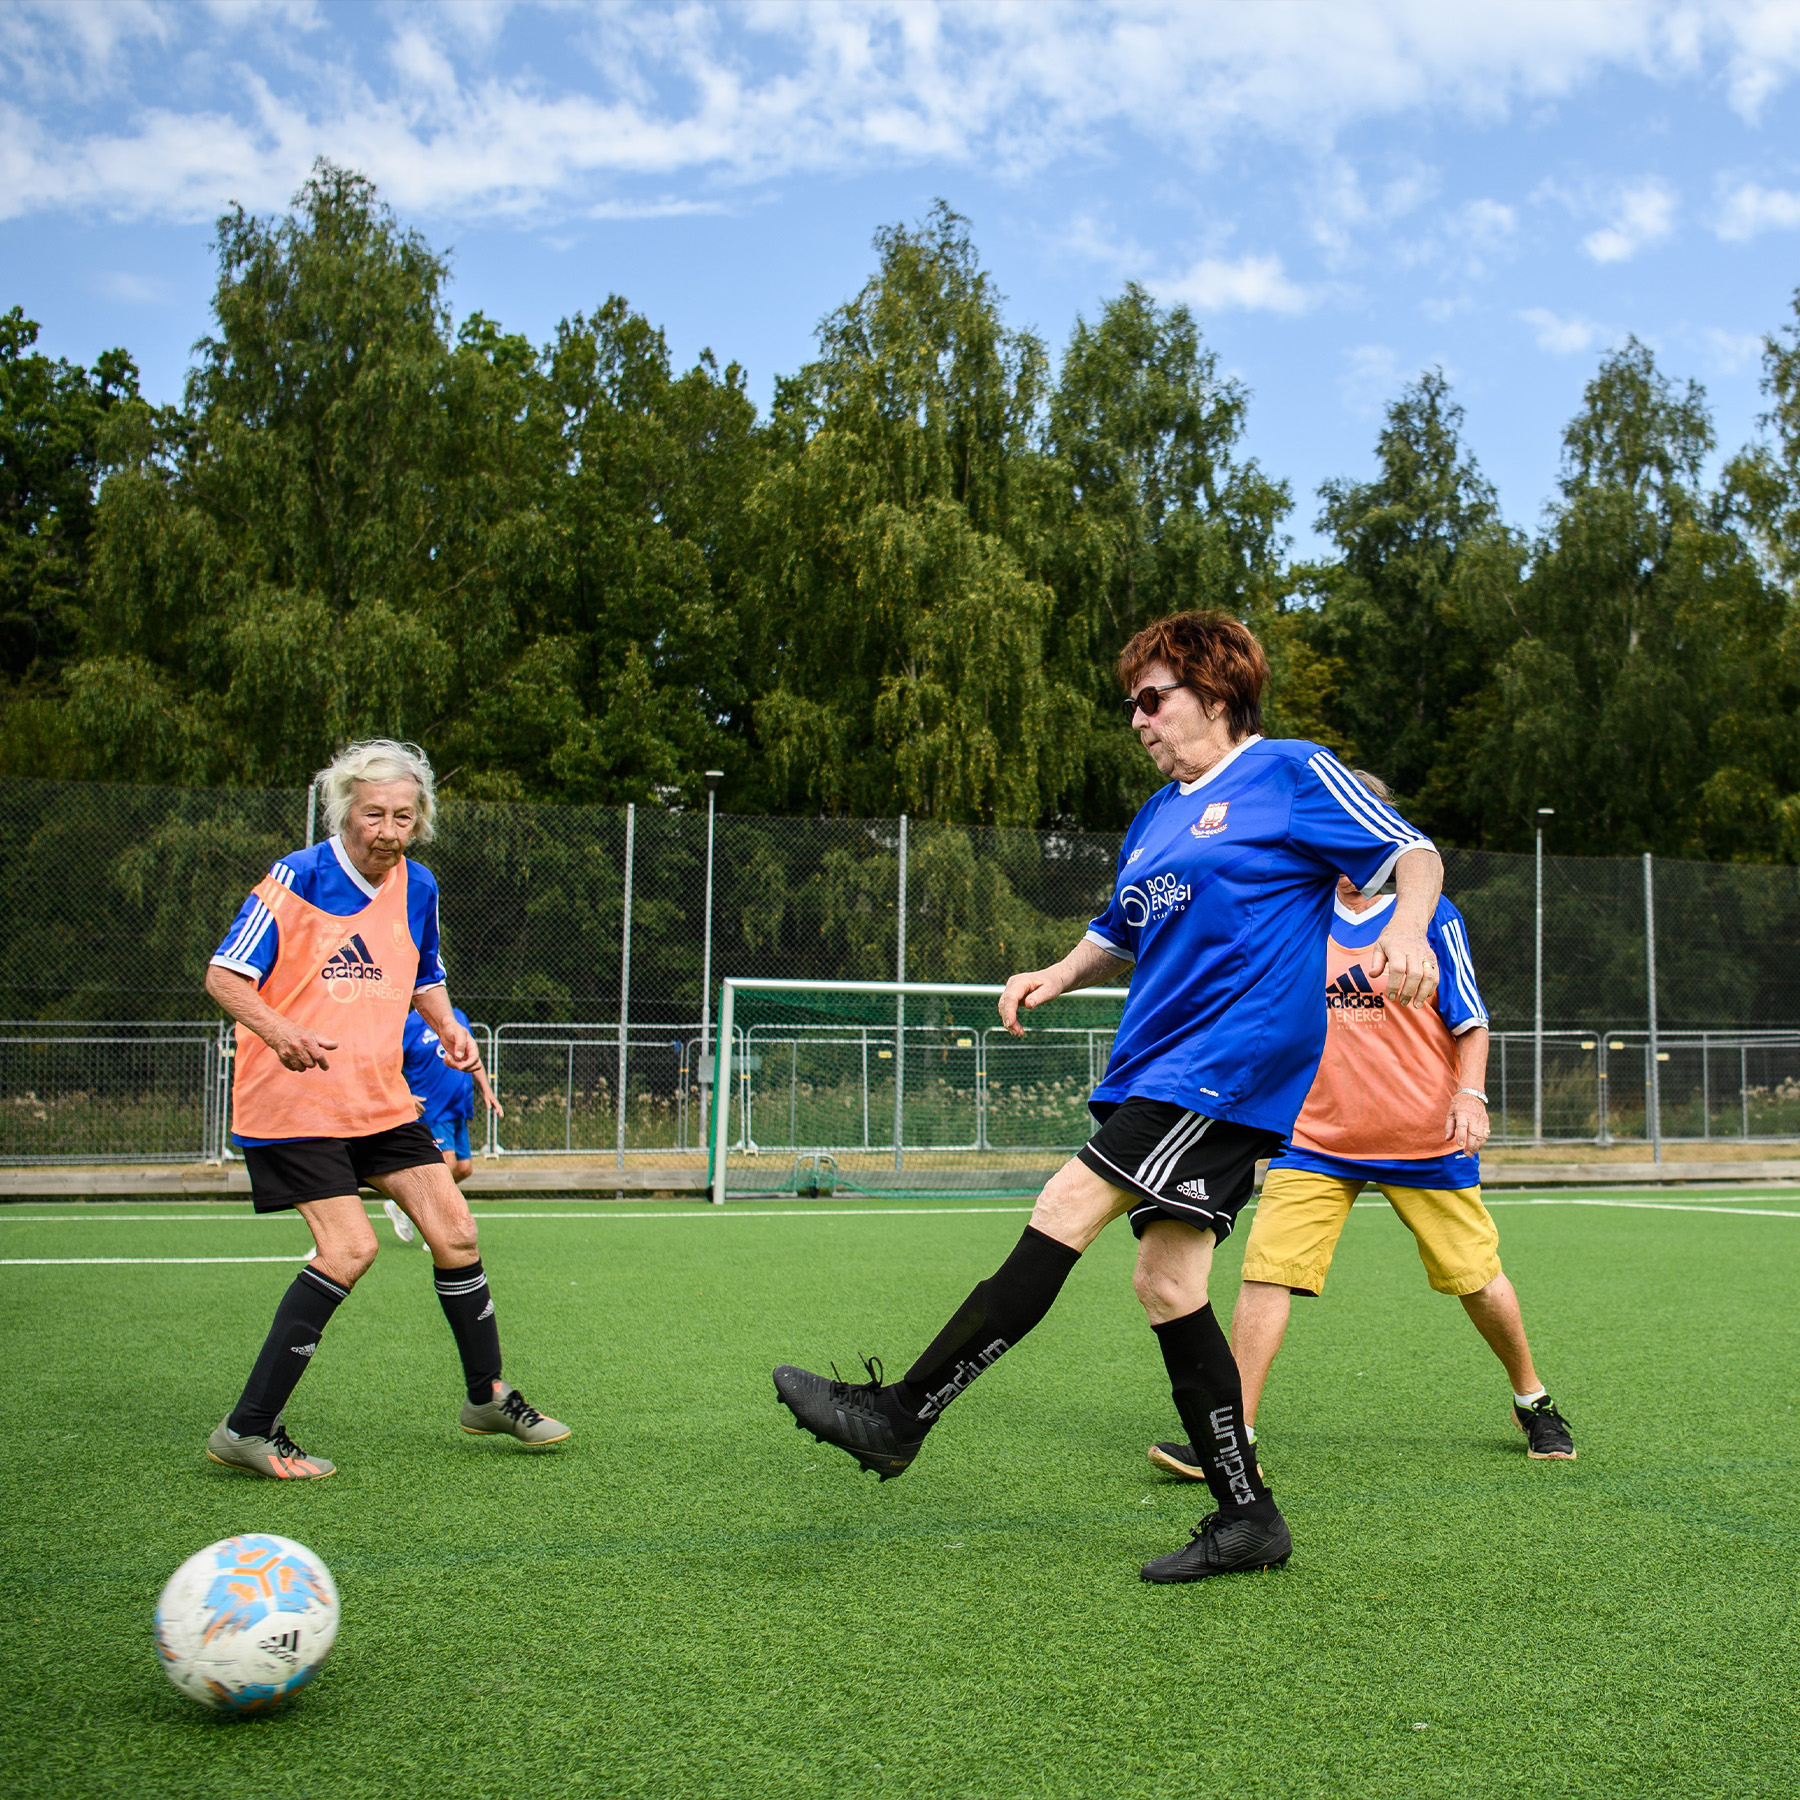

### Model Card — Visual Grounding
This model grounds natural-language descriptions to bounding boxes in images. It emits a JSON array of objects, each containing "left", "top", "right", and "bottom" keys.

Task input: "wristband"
[{"left": 1456, "top": 1087, "right": 1489, "bottom": 1104}]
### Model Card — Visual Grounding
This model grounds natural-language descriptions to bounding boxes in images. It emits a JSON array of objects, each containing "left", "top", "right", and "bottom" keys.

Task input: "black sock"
[
  {"left": 434, "top": 1260, "right": 503, "bottom": 1404},
  {"left": 887, "top": 1226, "right": 1083, "bottom": 1428},
  {"left": 1154, "top": 1304, "right": 1272, "bottom": 1515},
  {"left": 227, "top": 1265, "right": 348, "bottom": 1438}
]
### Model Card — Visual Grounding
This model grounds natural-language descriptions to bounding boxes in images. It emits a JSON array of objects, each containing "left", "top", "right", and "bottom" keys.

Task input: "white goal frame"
[{"left": 706, "top": 977, "right": 1131, "bottom": 1205}]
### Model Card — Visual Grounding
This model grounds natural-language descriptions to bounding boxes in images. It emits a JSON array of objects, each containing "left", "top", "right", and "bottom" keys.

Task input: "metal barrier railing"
[{"left": 10, "top": 1018, "right": 1800, "bottom": 1166}]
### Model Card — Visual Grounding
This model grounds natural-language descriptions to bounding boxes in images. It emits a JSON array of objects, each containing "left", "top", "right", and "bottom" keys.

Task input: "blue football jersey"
[
  {"left": 210, "top": 836, "right": 447, "bottom": 991},
  {"left": 1084, "top": 736, "right": 1435, "bottom": 1135},
  {"left": 403, "top": 1007, "right": 476, "bottom": 1122}
]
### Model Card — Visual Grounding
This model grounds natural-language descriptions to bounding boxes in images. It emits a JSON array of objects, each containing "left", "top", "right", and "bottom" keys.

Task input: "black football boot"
[
  {"left": 773, "top": 1359, "right": 930, "bottom": 1480},
  {"left": 1140, "top": 1504, "right": 1292, "bottom": 1583}
]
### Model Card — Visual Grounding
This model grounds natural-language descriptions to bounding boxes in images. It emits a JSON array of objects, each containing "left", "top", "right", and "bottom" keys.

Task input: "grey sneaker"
[
  {"left": 460, "top": 1382, "right": 570, "bottom": 1447},
  {"left": 382, "top": 1198, "right": 418, "bottom": 1245},
  {"left": 206, "top": 1417, "right": 336, "bottom": 1480}
]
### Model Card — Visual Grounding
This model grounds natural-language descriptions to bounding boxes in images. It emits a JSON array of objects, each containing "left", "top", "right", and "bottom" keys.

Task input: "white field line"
[
  {"left": 7, "top": 1196, "right": 1800, "bottom": 1266},
  {"left": 0, "top": 1256, "right": 315, "bottom": 1266}
]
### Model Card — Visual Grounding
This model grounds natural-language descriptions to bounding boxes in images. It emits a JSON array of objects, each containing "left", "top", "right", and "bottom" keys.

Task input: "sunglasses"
[{"left": 1121, "top": 682, "right": 1182, "bottom": 724}]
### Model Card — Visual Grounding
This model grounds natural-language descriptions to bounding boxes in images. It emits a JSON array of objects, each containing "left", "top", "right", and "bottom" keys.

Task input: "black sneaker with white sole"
[
  {"left": 1140, "top": 1503, "right": 1292, "bottom": 1583},
  {"left": 772, "top": 1359, "right": 928, "bottom": 1480},
  {"left": 1513, "top": 1395, "right": 1576, "bottom": 1459}
]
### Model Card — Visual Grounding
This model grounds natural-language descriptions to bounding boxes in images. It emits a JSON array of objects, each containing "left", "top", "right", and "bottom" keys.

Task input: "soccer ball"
[{"left": 153, "top": 1534, "right": 340, "bottom": 1713}]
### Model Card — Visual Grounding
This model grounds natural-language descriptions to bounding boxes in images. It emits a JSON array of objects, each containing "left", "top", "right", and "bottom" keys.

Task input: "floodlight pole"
[
  {"left": 616, "top": 802, "right": 635, "bottom": 1172},
  {"left": 1534, "top": 808, "right": 1553, "bottom": 1144},
  {"left": 698, "top": 771, "right": 724, "bottom": 1144},
  {"left": 894, "top": 814, "right": 908, "bottom": 1174},
  {"left": 1644, "top": 851, "right": 1661, "bottom": 1164}
]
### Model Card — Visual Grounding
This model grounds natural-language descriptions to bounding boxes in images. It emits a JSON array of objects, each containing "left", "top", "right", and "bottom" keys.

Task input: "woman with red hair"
[{"left": 775, "top": 611, "right": 1444, "bottom": 1583}]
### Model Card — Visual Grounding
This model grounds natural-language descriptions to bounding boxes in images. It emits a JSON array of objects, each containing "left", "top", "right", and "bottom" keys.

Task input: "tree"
[
  {"left": 1298, "top": 370, "right": 1516, "bottom": 833},
  {"left": 0, "top": 308, "right": 140, "bottom": 772},
  {"left": 1459, "top": 339, "right": 1790, "bottom": 855},
  {"left": 742, "top": 203, "right": 1082, "bottom": 825},
  {"left": 1044, "top": 284, "right": 1292, "bottom": 824},
  {"left": 62, "top": 162, "right": 758, "bottom": 802}
]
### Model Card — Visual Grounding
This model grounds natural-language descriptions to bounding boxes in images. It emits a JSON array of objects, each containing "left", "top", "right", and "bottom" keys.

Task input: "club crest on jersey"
[{"left": 1191, "top": 802, "right": 1230, "bottom": 838}]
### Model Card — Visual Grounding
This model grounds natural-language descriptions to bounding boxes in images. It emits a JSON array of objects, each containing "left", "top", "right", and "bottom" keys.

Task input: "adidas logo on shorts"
[{"left": 1174, "top": 1178, "right": 1209, "bottom": 1201}]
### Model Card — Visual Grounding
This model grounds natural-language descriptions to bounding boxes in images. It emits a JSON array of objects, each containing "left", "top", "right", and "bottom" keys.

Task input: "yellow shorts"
[{"left": 1241, "top": 1167, "right": 1502, "bottom": 1298}]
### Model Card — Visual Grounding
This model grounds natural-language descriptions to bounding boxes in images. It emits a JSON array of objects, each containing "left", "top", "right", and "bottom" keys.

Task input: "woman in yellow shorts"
[{"left": 1151, "top": 773, "right": 1575, "bottom": 1471}]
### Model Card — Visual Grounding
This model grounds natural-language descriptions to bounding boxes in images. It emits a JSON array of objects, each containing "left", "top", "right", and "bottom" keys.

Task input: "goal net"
[{"left": 705, "top": 978, "right": 1130, "bottom": 1203}]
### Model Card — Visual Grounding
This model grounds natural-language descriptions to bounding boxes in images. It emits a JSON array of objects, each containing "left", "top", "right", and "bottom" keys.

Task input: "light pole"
[
  {"left": 698, "top": 770, "right": 724, "bottom": 1144},
  {"left": 1534, "top": 808, "right": 1553, "bottom": 1143}
]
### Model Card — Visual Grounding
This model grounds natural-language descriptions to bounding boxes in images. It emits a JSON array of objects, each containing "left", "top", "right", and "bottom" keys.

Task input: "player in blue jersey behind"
[
  {"left": 401, "top": 1006, "right": 502, "bottom": 1183},
  {"left": 775, "top": 610, "right": 1446, "bottom": 1583},
  {"left": 381, "top": 1007, "right": 504, "bottom": 1244}
]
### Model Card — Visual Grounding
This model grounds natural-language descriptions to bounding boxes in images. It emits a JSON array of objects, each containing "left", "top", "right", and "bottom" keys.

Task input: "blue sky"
[{"left": 6, "top": 1, "right": 1800, "bottom": 555}]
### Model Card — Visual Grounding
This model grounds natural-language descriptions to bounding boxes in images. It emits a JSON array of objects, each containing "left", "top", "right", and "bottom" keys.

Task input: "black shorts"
[
  {"left": 242, "top": 1119, "right": 444, "bottom": 1213},
  {"left": 1077, "top": 1098, "right": 1280, "bottom": 1243}
]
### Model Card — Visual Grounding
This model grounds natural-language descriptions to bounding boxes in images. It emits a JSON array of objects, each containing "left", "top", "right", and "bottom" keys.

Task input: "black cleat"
[
  {"left": 1140, "top": 1505, "right": 1292, "bottom": 1583},
  {"left": 772, "top": 1359, "right": 927, "bottom": 1481},
  {"left": 1148, "top": 1440, "right": 1264, "bottom": 1483},
  {"left": 1513, "top": 1395, "right": 1577, "bottom": 1460}
]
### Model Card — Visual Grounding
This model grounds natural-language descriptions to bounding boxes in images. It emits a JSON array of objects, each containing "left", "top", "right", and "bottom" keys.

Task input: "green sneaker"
[
  {"left": 460, "top": 1382, "right": 570, "bottom": 1448},
  {"left": 206, "top": 1417, "right": 336, "bottom": 1480}
]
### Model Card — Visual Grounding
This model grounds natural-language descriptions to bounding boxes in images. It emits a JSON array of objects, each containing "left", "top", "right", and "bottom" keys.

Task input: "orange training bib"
[
  {"left": 1288, "top": 930, "right": 1460, "bottom": 1161},
  {"left": 231, "top": 858, "right": 419, "bottom": 1140}
]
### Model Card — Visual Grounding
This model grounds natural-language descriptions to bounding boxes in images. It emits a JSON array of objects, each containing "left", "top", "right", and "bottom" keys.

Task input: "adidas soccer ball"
[{"left": 153, "top": 1534, "right": 339, "bottom": 1713}]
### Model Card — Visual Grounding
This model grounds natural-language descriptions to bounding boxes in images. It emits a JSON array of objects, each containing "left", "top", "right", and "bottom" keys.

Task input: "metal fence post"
[
  {"left": 616, "top": 802, "right": 635, "bottom": 1171},
  {"left": 1533, "top": 814, "right": 1546, "bottom": 1142},
  {"left": 305, "top": 778, "right": 318, "bottom": 847},
  {"left": 698, "top": 773, "right": 722, "bottom": 1143},
  {"left": 894, "top": 814, "right": 907, "bottom": 1173},
  {"left": 1644, "top": 852, "right": 1661, "bottom": 1163}
]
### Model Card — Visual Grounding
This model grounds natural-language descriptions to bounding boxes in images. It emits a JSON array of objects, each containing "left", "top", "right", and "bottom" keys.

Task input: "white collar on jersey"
[
  {"left": 1177, "top": 732, "right": 1264, "bottom": 795},
  {"left": 328, "top": 833, "right": 384, "bottom": 900},
  {"left": 1334, "top": 889, "right": 1395, "bottom": 924}
]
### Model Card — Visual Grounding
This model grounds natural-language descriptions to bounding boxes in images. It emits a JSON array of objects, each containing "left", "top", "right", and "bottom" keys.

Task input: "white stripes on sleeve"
[
  {"left": 1438, "top": 915, "right": 1489, "bottom": 1027},
  {"left": 212, "top": 862, "right": 296, "bottom": 972},
  {"left": 1083, "top": 929, "right": 1136, "bottom": 966},
  {"left": 1307, "top": 752, "right": 1434, "bottom": 853}
]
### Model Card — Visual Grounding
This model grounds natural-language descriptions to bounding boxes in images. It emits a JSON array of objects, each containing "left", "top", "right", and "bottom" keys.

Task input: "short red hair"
[{"left": 1118, "top": 610, "right": 1269, "bottom": 739}]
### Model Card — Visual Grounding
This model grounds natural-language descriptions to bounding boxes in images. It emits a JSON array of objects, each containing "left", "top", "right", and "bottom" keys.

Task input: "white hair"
[{"left": 317, "top": 739, "right": 437, "bottom": 844}]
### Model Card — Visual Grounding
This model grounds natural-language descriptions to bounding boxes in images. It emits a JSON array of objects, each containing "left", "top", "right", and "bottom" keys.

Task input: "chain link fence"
[{"left": 5, "top": 775, "right": 1800, "bottom": 1164}]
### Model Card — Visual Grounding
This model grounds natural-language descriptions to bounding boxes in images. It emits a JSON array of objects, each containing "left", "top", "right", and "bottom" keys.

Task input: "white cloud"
[
  {"left": 1716, "top": 180, "right": 1800, "bottom": 241},
  {"left": 1581, "top": 179, "right": 1676, "bottom": 262},
  {"left": 1521, "top": 307, "right": 1603, "bottom": 354},
  {"left": 1154, "top": 253, "right": 1312, "bottom": 315},
  {"left": 1339, "top": 343, "right": 1402, "bottom": 416},
  {"left": 1458, "top": 197, "right": 1518, "bottom": 249},
  {"left": 95, "top": 269, "right": 174, "bottom": 303},
  {"left": 0, "top": 1, "right": 1796, "bottom": 224},
  {"left": 1697, "top": 326, "right": 1765, "bottom": 374}
]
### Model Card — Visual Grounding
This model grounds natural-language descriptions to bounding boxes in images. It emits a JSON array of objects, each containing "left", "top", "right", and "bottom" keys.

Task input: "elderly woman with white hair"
[{"left": 203, "top": 738, "right": 568, "bottom": 1478}]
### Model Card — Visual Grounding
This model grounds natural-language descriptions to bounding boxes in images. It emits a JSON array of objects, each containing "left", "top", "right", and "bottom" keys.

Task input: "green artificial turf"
[{"left": 3, "top": 1189, "right": 1798, "bottom": 1799}]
